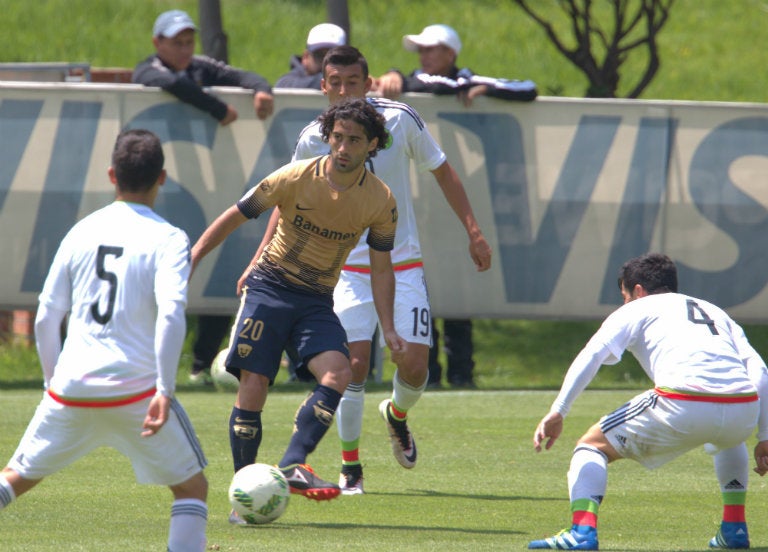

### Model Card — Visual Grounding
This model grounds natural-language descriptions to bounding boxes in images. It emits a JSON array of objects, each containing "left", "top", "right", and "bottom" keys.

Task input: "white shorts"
[
  {"left": 600, "top": 389, "right": 758, "bottom": 469},
  {"left": 7, "top": 393, "right": 207, "bottom": 486},
  {"left": 333, "top": 267, "right": 432, "bottom": 346}
]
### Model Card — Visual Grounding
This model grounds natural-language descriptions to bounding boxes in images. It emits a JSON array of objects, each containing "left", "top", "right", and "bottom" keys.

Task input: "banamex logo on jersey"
[{"left": 0, "top": 85, "right": 766, "bottom": 320}]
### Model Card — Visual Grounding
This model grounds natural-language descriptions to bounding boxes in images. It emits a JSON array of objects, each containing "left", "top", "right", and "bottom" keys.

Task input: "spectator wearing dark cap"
[
  {"left": 132, "top": 9, "right": 274, "bottom": 124},
  {"left": 275, "top": 23, "right": 347, "bottom": 90},
  {"left": 374, "top": 23, "right": 537, "bottom": 106}
]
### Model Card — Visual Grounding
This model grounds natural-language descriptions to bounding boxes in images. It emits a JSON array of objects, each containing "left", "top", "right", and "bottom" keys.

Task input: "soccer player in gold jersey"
[{"left": 191, "top": 99, "right": 405, "bottom": 519}]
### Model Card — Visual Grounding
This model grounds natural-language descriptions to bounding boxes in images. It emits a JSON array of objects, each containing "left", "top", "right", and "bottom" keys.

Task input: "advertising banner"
[{"left": 1, "top": 83, "right": 766, "bottom": 320}]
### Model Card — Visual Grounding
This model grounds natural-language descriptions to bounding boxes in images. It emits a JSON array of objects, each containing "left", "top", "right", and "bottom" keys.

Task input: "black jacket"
[
  {"left": 275, "top": 55, "right": 323, "bottom": 90},
  {"left": 132, "top": 54, "right": 272, "bottom": 121},
  {"left": 400, "top": 66, "right": 537, "bottom": 102}
]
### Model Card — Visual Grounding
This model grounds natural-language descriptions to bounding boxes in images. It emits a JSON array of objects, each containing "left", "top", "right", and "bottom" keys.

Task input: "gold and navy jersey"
[
  {"left": 237, "top": 156, "right": 397, "bottom": 295},
  {"left": 294, "top": 97, "right": 446, "bottom": 270}
]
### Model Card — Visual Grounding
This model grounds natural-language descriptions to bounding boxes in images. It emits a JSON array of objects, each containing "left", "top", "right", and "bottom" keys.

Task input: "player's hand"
[
  {"left": 375, "top": 72, "right": 404, "bottom": 100},
  {"left": 142, "top": 393, "right": 171, "bottom": 437},
  {"left": 469, "top": 233, "right": 492, "bottom": 272},
  {"left": 220, "top": 104, "right": 238, "bottom": 126},
  {"left": 533, "top": 411, "right": 563, "bottom": 452},
  {"left": 754, "top": 440, "right": 768, "bottom": 476},
  {"left": 383, "top": 329, "right": 407, "bottom": 366},
  {"left": 254, "top": 92, "right": 274, "bottom": 120},
  {"left": 236, "top": 265, "right": 253, "bottom": 296}
]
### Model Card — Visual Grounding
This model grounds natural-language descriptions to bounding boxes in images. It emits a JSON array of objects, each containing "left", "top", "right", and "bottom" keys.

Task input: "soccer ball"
[
  {"left": 211, "top": 349, "right": 238, "bottom": 390},
  {"left": 228, "top": 463, "right": 290, "bottom": 525}
]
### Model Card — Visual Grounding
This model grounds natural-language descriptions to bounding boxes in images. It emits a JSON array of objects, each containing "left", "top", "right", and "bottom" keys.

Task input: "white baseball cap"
[
  {"left": 306, "top": 23, "right": 347, "bottom": 52},
  {"left": 403, "top": 24, "right": 461, "bottom": 54},
  {"left": 153, "top": 10, "right": 197, "bottom": 38}
]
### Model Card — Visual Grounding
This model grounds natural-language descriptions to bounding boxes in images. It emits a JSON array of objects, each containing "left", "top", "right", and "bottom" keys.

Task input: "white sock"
[
  {"left": 337, "top": 383, "right": 365, "bottom": 443},
  {"left": 391, "top": 370, "right": 427, "bottom": 413},
  {"left": 0, "top": 475, "right": 16, "bottom": 510},
  {"left": 714, "top": 443, "right": 749, "bottom": 492},
  {"left": 168, "top": 498, "right": 207, "bottom": 552},
  {"left": 568, "top": 444, "right": 608, "bottom": 505}
]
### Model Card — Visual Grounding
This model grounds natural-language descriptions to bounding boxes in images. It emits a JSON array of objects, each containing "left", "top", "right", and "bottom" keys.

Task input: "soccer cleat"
[
  {"left": 378, "top": 399, "right": 417, "bottom": 468},
  {"left": 279, "top": 463, "right": 340, "bottom": 501},
  {"left": 228, "top": 509, "right": 248, "bottom": 525},
  {"left": 709, "top": 521, "right": 749, "bottom": 549},
  {"left": 528, "top": 525, "right": 599, "bottom": 550},
  {"left": 339, "top": 464, "right": 365, "bottom": 495}
]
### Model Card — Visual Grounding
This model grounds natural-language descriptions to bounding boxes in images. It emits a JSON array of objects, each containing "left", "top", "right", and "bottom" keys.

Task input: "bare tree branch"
[{"left": 513, "top": 0, "right": 674, "bottom": 98}]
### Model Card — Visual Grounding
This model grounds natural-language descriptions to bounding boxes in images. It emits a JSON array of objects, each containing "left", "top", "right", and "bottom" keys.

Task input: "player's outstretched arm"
[
  {"left": 34, "top": 304, "right": 67, "bottom": 387},
  {"left": 191, "top": 205, "right": 248, "bottom": 274},
  {"left": 369, "top": 249, "right": 407, "bottom": 363},
  {"left": 430, "top": 161, "right": 492, "bottom": 271},
  {"left": 236, "top": 208, "right": 280, "bottom": 295},
  {"left": 533, "top": 411, "right": 564, "bottom": 453}
]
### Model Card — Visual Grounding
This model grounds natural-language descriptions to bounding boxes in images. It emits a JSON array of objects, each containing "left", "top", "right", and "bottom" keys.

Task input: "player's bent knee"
[
  {"left": 577, "top": 426, "right": 621, "bottom": 462},
  {"left": 309, "top": 351, "right": 352, "bottom": 388},
  {"left": 170, "top": 471, "right": 208, "bottom": 501},
  {"left": 396, "top": 343, "right": 429, "bottom": 374},
  {"left": 349, "top": 357, "right": 370, "bottom": 382},
  {"left": 323, "top": 364, "right": 352, "bottom": 392}
]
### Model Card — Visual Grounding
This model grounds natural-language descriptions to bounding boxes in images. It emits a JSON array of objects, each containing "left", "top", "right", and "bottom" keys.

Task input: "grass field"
[
  {"left": 7, "top": 317, "right": 768, "bottom": 393},
  {"left": 1, "top": 0, "right": 768, "bottom": 376},
  {"left": 2, "top": 2, "right": 768, "bottom": 549},
  {"left": 2, "top": 388, "right": 768, "bottom": 551}
]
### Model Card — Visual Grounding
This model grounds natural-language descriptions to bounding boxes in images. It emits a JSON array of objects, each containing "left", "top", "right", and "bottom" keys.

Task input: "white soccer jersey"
[
  {"left": 551, "top": 292, "right": 764, "bottom": 416},
  {"left": 39, "top": 201, "right": 191, "bottom": 400},
  {"left": 293, "top": 97, "right": 446, "bottom": 268}
]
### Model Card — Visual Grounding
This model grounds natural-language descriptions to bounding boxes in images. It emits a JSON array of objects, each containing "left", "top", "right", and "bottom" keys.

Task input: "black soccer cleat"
[
  {"left": 378, "top": 400, "right": 417, "bottom": 468},
  {"left": 338, "top": 464, "right": 364, "bottom": 495},
  {"left": 279, "top": 463, "right": 340, "bottom": 501}
]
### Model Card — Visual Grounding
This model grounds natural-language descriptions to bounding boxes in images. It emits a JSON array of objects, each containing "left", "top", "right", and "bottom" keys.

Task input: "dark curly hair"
[
  {"left": 618, "top": 252, "right": 678, "bottom": 294},
  {"left": 318, "top": 98, "right": 389, "bottom": 158}
]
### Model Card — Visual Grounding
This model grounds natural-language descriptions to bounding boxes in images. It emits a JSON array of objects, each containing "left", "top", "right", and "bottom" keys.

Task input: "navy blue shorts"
[{"left": 223, "top": 277, "right": 349, "bottom": 383}]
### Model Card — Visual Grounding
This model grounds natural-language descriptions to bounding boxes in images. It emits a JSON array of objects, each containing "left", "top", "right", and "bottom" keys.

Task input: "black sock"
[
  {"left": 280, "top": 385, "right": 341, "bottom": 467},
  {"left": 229, "top": 407, "right": 262, "bottom": 473}
]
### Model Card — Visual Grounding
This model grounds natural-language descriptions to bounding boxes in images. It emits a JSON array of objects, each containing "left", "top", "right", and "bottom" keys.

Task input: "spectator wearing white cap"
[
  {"left": 275, "top": 23, "right": 347, "bottom": 89},
  {"left": 132, "top": 9, "right": 274, "bottom": 125},
  {"left": 274, "top": 22, "right": 349, "bottom": 384},
  {"left": 374, "top": 24, "right": 537, "bottom": 389},
  {"left": 374, "top": 23, "right": 537, "bottom": 106}
]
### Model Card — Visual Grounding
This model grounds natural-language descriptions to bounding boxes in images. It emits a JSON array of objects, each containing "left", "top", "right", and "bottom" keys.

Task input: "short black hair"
[
  {"left": 318, "top": 98, "right": 389, "bottom": 158},
  {"left": 322, "top": 45, "right": 369, "bottom": 79},
  {"left": 111, "top": 129, "right": 164, "bottom": 193},
  {"left": 618, "top": 252, "right": 678, "bottom": 295}
]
